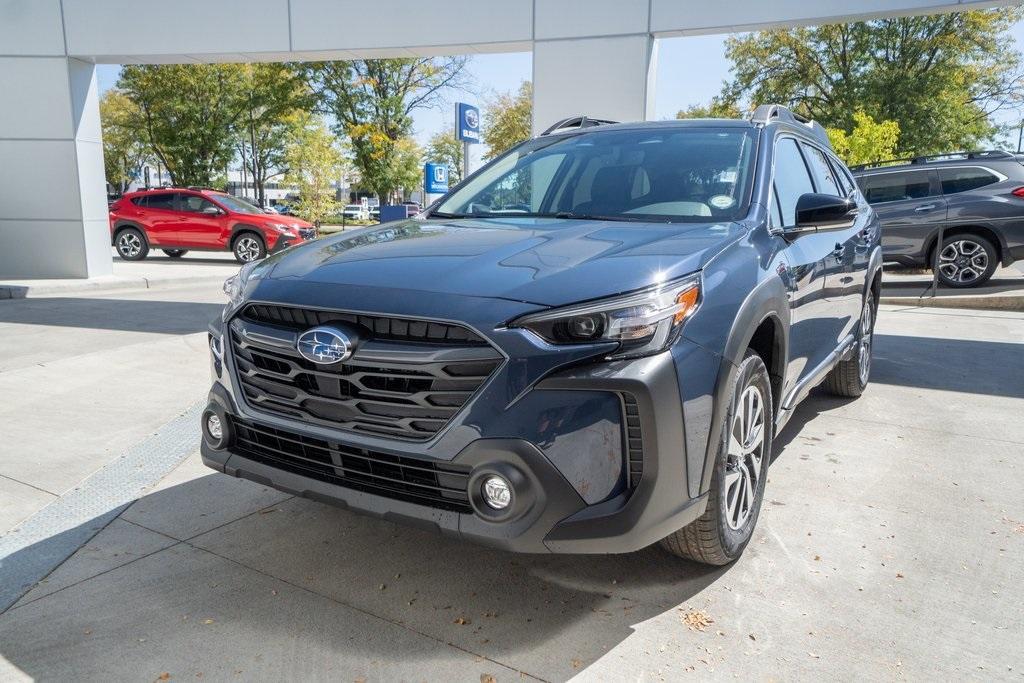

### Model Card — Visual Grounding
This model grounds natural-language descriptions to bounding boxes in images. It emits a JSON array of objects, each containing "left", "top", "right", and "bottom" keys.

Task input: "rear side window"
[
  {"left": 772, "top": 138, "right": 815, "bottom": 226},
  {"left": 938, "top": 168, "right": 1000, "bottom": 195},
  {"left": 802, "top": 144, "right": 842, "bottom": 196},
  {"left": 858, "top": 171, "right": 932, "bottom": 204},
  {"left": 142, "top": 193, "right": 176, "bottom": 210}
]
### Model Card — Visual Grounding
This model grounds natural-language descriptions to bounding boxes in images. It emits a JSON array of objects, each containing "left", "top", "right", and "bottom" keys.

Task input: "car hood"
[{"left": 262, "top": 217, "right": 745, "bottom": 307}]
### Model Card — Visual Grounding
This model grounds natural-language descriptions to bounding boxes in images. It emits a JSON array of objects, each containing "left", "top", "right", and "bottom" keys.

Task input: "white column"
[
  {"left": 532, "top": 35, "right": 658, "bottom": 135},
  {"left": 0, "top": 57, "right": 111, "bottom": 279}
]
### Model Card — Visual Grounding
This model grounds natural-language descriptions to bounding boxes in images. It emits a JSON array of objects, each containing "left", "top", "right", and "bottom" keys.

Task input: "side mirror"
[
  {"left": 791, "top": 193, "right": 857, "bottom": 234},
  {"left": 202, "top": 205, "right": 221, "bottom": 215}
]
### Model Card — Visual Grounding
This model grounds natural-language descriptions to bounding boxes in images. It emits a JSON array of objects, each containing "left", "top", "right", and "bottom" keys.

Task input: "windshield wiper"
[{"left": 550, "top": 212, "right": 641, "bottom": 223}]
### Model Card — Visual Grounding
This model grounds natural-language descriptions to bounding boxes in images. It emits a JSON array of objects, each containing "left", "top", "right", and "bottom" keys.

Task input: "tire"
[
  {"left": 933, "top": 234, "right": 997, "bottom": 288},
  {"left": 824, "top": 291, "right": 874, "bottom": 398},
  {"left": 232, "top": 232, "right": 266, "bottom": 264},
  {"left": 162, "top": 249, "right": 188, "bottom": 258},
  {"left": 660, "top": 349, "right": 773, "bottom": 565},
  {"left": 114, "top": 227, "right": 149, "bottom": 261}
]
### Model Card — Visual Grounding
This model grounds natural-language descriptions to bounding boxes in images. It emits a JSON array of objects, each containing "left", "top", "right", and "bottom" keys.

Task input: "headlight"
[
  {"left": 512, "top": 274, "right": 701, "bottom": 359},
  {"left": 270, "top": 223, "right": 292, "bottom": 234},
  {"left": 223, "top": 260, "right": 261, "bottom": 309}
]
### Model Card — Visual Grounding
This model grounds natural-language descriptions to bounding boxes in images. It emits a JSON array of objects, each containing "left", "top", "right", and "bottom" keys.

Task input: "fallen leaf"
[
  {"left": 454, "top": 617, "right": 471, "bottom": 625},
  {"left": 156, "top": 675, "right": 171, "bottom": 682},
  {"left": 748, "top": 633, "right": 757, "bottom": 641},
  {"left": 681, "top": 609, "right": 714, "bottom": 631},
  {"left": 571, "top": 659, "right": 583, "bottom": 669},
  {"left": 480, "top": 675, "right": 496, "bottom": 683},
  {"left": 201, "top": 619, "right": 215, "bottom": 625}
]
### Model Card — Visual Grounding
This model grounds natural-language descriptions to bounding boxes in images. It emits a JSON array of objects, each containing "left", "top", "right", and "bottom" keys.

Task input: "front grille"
[
  {"left": 233, "top": 420, "right": 472, "bottom": 512},
  {"left": 298, "top": 228, "right": 316, "bottom": 240},
  {"left": 242, "top": 304, "right": 488, "bottom": 346},
  {"left": 230, "top": 307, "right": 501, "bottom": 440},
  {"left": 622, "top": 393, "right": 644, "bottom": 487}
]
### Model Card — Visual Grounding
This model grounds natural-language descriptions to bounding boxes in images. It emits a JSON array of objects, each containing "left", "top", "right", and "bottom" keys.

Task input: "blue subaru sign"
[
  {"left": 424, "top": 163, "right": 449, "bottom": 194},
  {"left": 456, "top": 102, "right": 480, "bottom": 143}
]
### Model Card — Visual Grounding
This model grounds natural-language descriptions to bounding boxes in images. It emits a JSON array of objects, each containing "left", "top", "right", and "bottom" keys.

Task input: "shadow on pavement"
[
  {"left": 113, "top": 255, "right": 241, "bottom": 267},
  {"left": 0, "top": 473, "right": 729, "bottom": 680},
  {"left": 871, "top": 333, "right": 1024, "bottom": 398},
  {"left": 0, "top": 298, "right": 223, "bottom": 335}
]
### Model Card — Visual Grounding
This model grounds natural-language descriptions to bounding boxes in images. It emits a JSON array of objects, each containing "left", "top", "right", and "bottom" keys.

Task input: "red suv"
[{"left": 109, "top": 188, "right": 316, "bottom": 263}]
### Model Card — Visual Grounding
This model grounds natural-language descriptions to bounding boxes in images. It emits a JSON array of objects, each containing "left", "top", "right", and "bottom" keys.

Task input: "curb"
[
  {"left": 0, "top": 274, "right": 229, "bottom": 300},
  {"left": 879, "top": 294, "right": 1024, "bottom": 312}
]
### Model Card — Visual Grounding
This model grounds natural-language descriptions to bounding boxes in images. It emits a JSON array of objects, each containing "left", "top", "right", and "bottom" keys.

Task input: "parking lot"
[{"left": 0, "top": 280, "right": 1022, "bottom": 681}]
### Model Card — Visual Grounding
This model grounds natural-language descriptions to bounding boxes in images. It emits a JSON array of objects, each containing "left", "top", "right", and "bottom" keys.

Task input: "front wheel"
[
  {"left": 115, "top": 228, "right": 148, "bottom": 261},
  {"left": 935, "top": 235, "right": 997, "bottom": 288},
  {"left": 233, "top": 233, "right": 266, "bottom": 263},
  {"left": 661, "top": 349, "right": 772, "bottom": 565}
]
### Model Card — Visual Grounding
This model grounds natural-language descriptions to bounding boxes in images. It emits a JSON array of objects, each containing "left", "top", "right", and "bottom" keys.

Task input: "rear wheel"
[
  {"left": 824, "top": 292, "right": 874, "bottom": 398},
  {"left": 162, "top": 249, "right": 188, "bottom": 258},
  {"left": 232, "top": 233, "right": 265, "bottom": 263},
  {"left": 660, "top": 350, "right": 772, "bottom": 565},
  {"left": 115, "top": 228, "right": 148, "bottom": 261},
  {"left": 934, "top": 235, "right": 997, "bottom": 288}
]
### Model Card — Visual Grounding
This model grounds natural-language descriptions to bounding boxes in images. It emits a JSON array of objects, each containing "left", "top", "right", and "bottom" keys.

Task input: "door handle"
[{"left": 914, "top": 203, "right": 937, "bottom": 212}]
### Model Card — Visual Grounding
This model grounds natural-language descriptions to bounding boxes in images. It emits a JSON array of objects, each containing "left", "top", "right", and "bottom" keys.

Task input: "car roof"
[{"left": 851, "top": 151, "right": 1024, "bottom": 175}]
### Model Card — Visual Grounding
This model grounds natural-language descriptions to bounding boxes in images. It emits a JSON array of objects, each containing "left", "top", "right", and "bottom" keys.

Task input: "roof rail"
[
  {"left": 540, "top": 115, "right": 619, "bottom": 136},
  {"left": 750, "top": 104, "right": 832, "bottom": 149},
  {"left": 849, "top": 150, "right": 1018, "bottom": 172},
  {"left": 185, "top": 185, "right": 225, "bottom": 193}
]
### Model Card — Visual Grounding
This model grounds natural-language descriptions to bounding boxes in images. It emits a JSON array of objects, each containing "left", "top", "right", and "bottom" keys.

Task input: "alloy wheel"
[
  {"left": 938, "top": 240, "right": 988, "bottom": 284},
  {"left": 858, "top": 296, "right": 874, "bottom": 386},
  {"left": 118, "top": 232, "right": 142, "bottom": 258},
  {"left": 235, "top": 237, "right": 261, "bottom": 262},
  {"left": 724, "top": 384, "right": 766, "bottom": 530}
]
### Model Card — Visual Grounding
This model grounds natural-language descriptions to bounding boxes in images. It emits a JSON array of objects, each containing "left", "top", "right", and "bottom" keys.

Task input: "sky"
[{"left": 95, "top": 20, "right": 1024, "bottom": 158}]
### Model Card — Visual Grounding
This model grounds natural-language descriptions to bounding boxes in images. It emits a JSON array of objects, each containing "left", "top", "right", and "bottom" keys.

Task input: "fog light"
[
  {"left": 482, "top": 475, "right": 511, "bottom": 510},
  {"left": 206, "top": 414, "right": 223, "bottom": 441}
]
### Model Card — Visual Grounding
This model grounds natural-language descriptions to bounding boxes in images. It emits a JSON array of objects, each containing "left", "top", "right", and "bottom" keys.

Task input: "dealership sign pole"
[{"left": 456, "top": 102, "right": 480, "bottom": 180}]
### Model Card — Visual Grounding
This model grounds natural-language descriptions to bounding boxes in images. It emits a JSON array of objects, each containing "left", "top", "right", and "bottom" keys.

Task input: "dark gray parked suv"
[
  {"left": 852, "top": 151, "right": 1024, "bottom": 287},
  {"left": 202, "top": 105, "right": 882, "bottom": 565}
]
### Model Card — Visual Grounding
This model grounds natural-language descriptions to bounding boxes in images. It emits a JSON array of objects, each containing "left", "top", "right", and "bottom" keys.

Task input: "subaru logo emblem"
[{"left": 296, "top": 326, "right": 353, "bottom": 365}]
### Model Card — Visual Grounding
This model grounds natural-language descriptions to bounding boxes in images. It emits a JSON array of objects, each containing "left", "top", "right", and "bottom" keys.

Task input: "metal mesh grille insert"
[
  {"left": 233, "top": 420, "right": 472, "bottom": 513},
  {"left": 622, "top": 393, "right": 644, "bottom": 487}
]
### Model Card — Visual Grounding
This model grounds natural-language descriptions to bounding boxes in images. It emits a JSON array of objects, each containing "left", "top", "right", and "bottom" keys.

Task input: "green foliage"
[
  {"left": 304, "top": 58, "right": 468, "bottom": 202},
  {"left": 675, "top": 98, "right": 744, "bottom": 120},
  {"left": 100, "top": 90, "right": 148, "bottom": 193},
  {"left": 425, "top": 127, "right": 464, "bottom": 184},
  {"left": 117, "top": 64, "right": 246, "bottom": 187},
  {"left": 827, "top": 111, "right": 900, "bottom": 165},
  {"left": 711, "top": 8, "right": 1024, "bottom": 155},
  {"left": 482, "top": 81, "right": 532, "bottom": 161},
  {"left": 284, "top": 113, "right": 345, "bottom": 225},
  {"left": 236, "top": 64, "right": 312, "bottom": 205}
]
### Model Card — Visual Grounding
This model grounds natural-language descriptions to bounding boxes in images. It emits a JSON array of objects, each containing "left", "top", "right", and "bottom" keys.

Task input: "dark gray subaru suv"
[{"left": 202, "top": 105, "right": 881, "bottom": 565}]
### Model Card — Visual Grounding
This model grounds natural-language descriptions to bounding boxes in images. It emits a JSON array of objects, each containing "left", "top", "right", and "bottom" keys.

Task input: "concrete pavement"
[{"left": 0, "top": 281, "right": 1022, "bottom": 681}]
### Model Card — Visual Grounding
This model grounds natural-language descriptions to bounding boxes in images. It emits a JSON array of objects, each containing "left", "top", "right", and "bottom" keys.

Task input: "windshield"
[
  {"left": 433, "top": 126, "right": 757, "bottom": 222},
  {"left": 215, "top": 194, "right": 264, "bottom": 214}
]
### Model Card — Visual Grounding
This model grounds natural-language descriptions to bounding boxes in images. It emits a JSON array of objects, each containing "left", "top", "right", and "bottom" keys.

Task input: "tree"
[
  {"left": 482, "top": 81, "right": 532, "bottom": 161},
  {"left": 235, "top": 64, "right": 311, "bottom": 206},
  {"left": 425, "top": 127, "right": 463, "bottom": 184},
  {"left": 284, "top": 114, "right": 346, "bottom": 225},
  {"left": 303, "top": 58, "right": 468, "bottom": 201},
  {"left": 100, "top": 90, "right": 149, "bottom": 194},
  {"left": 711, "top": 8, "right": 1024, "bottom": 155},
  {"left": 676, "top": 97, "right": 744, "bottom": 120},
  {"left": 117, "top": 64, "right": 245, "bottom": 187},
  {"left": 827, "top": 111, "right": 900, "bottom": 165}
]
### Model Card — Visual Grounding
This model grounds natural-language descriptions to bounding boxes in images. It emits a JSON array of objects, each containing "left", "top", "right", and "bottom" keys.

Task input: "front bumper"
[{"left": 203, "top": 294, "right": 721, "bottom": 554}]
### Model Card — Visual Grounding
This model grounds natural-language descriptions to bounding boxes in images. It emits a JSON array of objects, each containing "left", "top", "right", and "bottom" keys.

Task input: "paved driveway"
[{"left": 0, "top": 287, "right": 1021, "bottom": 681}]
